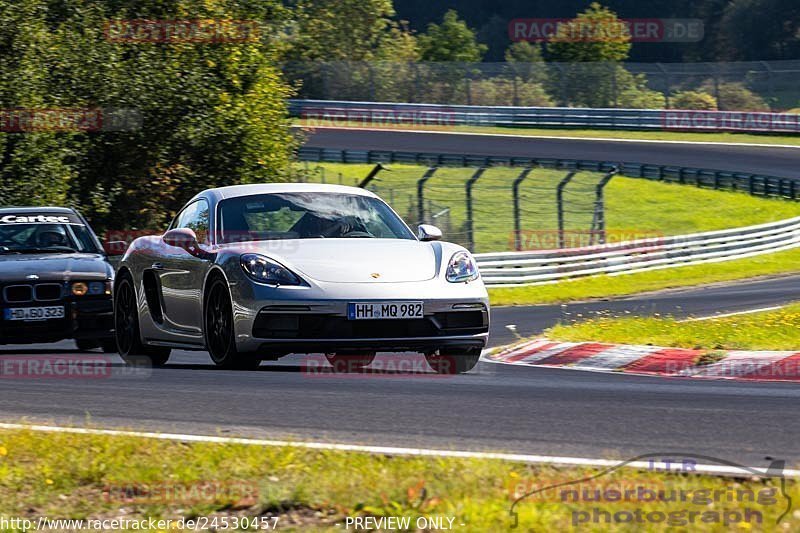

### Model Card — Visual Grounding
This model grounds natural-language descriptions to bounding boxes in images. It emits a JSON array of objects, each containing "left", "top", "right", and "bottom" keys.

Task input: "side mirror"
[
  {"left": 103, "top": 241, "right": 129, "bottom": 256},
  {"left": 417, "top": 224, "right": 442, "bottom": 242},
  {"left": 163, "top": 228, "right": 202, "bottom": 256}
]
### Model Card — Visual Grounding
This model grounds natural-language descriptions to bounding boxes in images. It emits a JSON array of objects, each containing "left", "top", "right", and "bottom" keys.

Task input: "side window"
[{"left": 174, "top": 200, "right": 210, "bottom": 245}]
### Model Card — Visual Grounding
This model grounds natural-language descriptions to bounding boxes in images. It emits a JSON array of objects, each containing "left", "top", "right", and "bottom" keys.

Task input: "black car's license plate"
[
  {"left": 3, "top": 306, "right": 65, "bottom": 321},
  {"left": 348, "top": 302, "right": 424, "bottom": 320}
]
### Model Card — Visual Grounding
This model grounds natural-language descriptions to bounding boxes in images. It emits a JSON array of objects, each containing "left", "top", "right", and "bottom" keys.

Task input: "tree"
[
  {"left": 0, "top": 0, "right": 296, "bottom": 231},
  {"left": 418, "top": 10, "right": 487, "bottom": 63},
  {"left": 286, "top": 0, "right": 397, "bottom": 62},
  {"left": 544, "top": 3, "right": 658, "bottom": 108},
  {"left": 718, "top": 0, "right": 800, "bottom": 60},
  {"left": 504, "top": 41, "right": 545, "bottom": 83},
  {"left": 546, "top": 2, "right": 631, "bottom": 63}
]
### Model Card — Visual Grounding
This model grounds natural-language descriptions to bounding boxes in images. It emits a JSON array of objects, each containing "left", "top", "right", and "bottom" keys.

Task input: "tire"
[
  {"left": 425, "top": 347, "right": 481, "bottom": 375},
  {"left": 205, "top": 277, "right": 261, "bottom": 370},
  {"left": 114, "top": 273, "right": 171, "bottom": 367},
  {"left": 325, "top": 352, "right": 376, "bottom": 372},
  {"left": 75, "top": 339, "right": 98, "bottom": 352}
]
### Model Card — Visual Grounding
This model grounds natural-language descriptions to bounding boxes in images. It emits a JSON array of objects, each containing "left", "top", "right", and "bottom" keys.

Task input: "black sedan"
[{"left": 0, "top": 207, "right": 117, "bottom": 351}]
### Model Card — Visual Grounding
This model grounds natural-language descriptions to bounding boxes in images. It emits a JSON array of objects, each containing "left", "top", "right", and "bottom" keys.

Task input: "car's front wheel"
[
  {"left": 425, "top": 347, "right": 481, "bottom": 374},
  {"left": 115, "top": 273, "right": 171, "bottom": 366},
  {"left": 205, "top": 278, "right": 261, "bottom": 370}
]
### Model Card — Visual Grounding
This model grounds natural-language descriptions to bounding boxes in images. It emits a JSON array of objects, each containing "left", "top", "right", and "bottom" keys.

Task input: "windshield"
[
  {"left": 218, "top": 192, "right": 415, "bottom": 244},
  {"left": 0, "top": 222, "right": 100, "bottom": 254}
]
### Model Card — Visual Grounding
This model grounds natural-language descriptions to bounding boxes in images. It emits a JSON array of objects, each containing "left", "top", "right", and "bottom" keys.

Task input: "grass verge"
[
  {"left": 296, "top": 119, "right": 800, "bottom": 146},
  {"left": 545, "top": 301, "right": 800, "bottom": 351},
  {"left": 488, "top": 246, "right": 800, "bottom": 306},
  {"left": 0, "top": 428, "right": 797, "bottom": 531}
]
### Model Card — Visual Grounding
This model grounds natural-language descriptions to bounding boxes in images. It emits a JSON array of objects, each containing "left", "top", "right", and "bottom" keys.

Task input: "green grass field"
[
  {"left": 296, "top": 119, "right": 800, "bottom": 146},
  {"left": 296, "top": 162, "right": 800, "bottom": 254},
  {"left": 546, "top": 301, "right": 800, "bottom": 351},
  {"left": 0, "top": 428, "right": 796, "bottom": 532}
]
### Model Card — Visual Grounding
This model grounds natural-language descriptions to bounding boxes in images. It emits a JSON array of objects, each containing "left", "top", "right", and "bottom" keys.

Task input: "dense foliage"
[{"left": 0, "top": 0, "right": 296, "bottom": 230}]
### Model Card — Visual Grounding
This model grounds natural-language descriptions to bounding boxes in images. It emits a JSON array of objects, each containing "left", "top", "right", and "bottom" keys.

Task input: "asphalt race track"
[
  {"left": 2, "top": 275, "right": 800, "bottom": 466},
  {"left": 300, "top": 127, "right": 800, "bottom": 178}
]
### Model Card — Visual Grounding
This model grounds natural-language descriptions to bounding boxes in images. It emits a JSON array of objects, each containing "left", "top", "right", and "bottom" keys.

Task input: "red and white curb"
[{"left": 484, "top": 338, "right": 800, "bottom": 381}]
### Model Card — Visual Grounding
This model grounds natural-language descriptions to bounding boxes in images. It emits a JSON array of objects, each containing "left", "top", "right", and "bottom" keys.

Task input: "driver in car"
[{"left": 291, "top": 213, "right": 368, "bottom": 238}]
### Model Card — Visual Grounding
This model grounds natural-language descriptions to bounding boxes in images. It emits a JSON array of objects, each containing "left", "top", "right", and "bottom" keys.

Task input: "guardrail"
[
  {"left": 292, "top": 99, "right": 800, "bottom": 134},
  {"left": 296, "top": 147, "right": 799, "bottom": 199},
  {"left": 474, "top": 216, "right": 800, "bottom": 286}
]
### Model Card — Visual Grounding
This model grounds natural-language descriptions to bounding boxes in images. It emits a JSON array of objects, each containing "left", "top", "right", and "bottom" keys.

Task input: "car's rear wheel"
[
  {"left": 115, "top": 273, "right": 171, "bottom": 366},
  {"left": 425, "top": 347, "right": 481, "bottom": 374},
  {"left": 325, "top": 352, "right": 376, "bottom": 372},
  {"left": 205, "top": 278, "right": 261, "bottom": 370}
]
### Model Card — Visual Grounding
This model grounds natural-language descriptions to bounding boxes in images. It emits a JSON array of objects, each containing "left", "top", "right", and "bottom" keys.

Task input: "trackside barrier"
[
  {"left": 474, "top": 216, "right": 800, "bottom": 287},
  {"left": 296, "top": 147, "right": 799, "bottom": 200},
  {"left": 292, "top": 99, "right": 800, "bottom": 134}
]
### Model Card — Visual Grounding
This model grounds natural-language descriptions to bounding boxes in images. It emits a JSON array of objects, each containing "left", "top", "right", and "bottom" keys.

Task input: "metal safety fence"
[
  {"left": 284, "top": 60, "right": 800, "bottom": 112},
  {"left": 292, "top": 99, "right": 800, "bottom": 134}
]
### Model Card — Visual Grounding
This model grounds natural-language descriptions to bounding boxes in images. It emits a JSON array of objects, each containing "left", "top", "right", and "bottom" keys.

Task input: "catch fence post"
[
  {"left": 556, "top": 170, "right": 577, "bottom": 249},
  {"left": 512, "top": 167, "right": 535, "bottom": 251},
  {"left": 465, "top": 167, "right": 488, "bottom": 252}
]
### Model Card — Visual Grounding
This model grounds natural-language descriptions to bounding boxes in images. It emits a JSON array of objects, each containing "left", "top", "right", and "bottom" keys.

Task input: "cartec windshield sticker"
[{"left": 0, "top": 214, "right": 80, "bottom": 224}]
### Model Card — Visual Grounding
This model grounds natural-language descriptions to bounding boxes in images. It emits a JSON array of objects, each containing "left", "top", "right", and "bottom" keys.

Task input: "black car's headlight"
[
  {"left": 446, "top": 251, "right": 479, "bottom": 283},
  {"left": 240, "top": 254, "right": 303, "bottom": 286},
  {"left": 72, "top": 281, "right": 112, "bottom": 296}
]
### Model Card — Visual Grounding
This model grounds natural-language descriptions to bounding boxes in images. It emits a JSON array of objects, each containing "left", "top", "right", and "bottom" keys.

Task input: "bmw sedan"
[{"left": 115, "top": 183, "right": 490, "bottom": 373}]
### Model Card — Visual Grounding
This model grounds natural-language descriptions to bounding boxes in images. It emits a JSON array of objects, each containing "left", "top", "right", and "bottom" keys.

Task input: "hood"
[
  {"left": 0, "top": 253, "right": 111, "bottom": 282},
  {"left": 228, "top": 239, "right": 438, "bottom": 283}
]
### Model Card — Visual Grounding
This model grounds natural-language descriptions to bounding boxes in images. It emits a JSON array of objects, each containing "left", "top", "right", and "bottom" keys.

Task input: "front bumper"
[
  {"left": 0, "top": 298, "right": 113, "bottom": 345},
  {"left": 229, "top": 278, "right": 490, "bottom": 355}
]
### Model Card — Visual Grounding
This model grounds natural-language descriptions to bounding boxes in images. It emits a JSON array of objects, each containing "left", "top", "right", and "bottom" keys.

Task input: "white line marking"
[
  {"left": 0, "top": 422, "right": 795, "bottom": 478},
  {"left": 681, "top": 306, "right": 784, "bottom": 322},
  {"left": 295, "top": 125, "right": 800, "bottom": 150}
]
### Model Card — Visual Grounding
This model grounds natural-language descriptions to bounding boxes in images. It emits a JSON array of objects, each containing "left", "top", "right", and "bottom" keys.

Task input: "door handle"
[{"left": 151, "top": 262, "right": 164, "bottom": 271}]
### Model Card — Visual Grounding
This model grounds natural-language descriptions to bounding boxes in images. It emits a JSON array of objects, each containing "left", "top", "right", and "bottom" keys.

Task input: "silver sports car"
[{"left": 115, "top": 183, "right": 490, "bottom": 373}]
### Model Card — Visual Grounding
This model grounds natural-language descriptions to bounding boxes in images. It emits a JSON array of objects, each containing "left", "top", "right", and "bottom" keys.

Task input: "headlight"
[
  {"left": 72, "top": 281, "right": 112, "bottom": 296},
  {"left": 240, "top": 254, "right": 303, "bottom": 286},
  {"left": 71, "top": 282, "right": 88, "bottom": 296},
  {"left": 446, "top": 251, "right": 479, "bottom": 283}
]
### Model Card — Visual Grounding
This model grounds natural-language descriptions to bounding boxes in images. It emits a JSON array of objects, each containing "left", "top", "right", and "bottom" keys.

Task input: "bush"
[
  {"left": 670, "top": 90, "right": 718, "bottom": 111},
  {"left": 468, "top": 78, "right": 553, "bottom": 106},
  {"left": 617, "top": 85, "right": 666, "bottom": 109},
  {"left": 701, "top": 82, "right": 770, "bottom": 111}
]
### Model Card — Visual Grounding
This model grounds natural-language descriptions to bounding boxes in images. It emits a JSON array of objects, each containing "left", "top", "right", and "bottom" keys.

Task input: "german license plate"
[
  {"left": 348, "top": 302, "right": 424, "bottom": 320},
  {"left": 3, "top": 306, "right": 65, "bottom": 321}
]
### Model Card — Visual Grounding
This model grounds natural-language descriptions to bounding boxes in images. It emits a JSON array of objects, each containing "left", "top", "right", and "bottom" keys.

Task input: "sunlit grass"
[
  {"left": 546, "top": 301, "right": 800, "bottom": 351},
  {"left": 0, "top": 428, "right": 797, "bottom": 531}
]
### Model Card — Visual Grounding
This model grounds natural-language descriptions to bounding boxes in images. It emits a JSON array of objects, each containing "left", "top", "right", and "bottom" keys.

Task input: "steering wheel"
[{"left": 342, "top": 230, "right": 374, "bottom": 238}]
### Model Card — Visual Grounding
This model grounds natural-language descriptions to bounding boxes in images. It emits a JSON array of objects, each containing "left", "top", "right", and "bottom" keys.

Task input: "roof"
[{"left": 197, "top": 182, "right": 378, "bottom": 202}]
